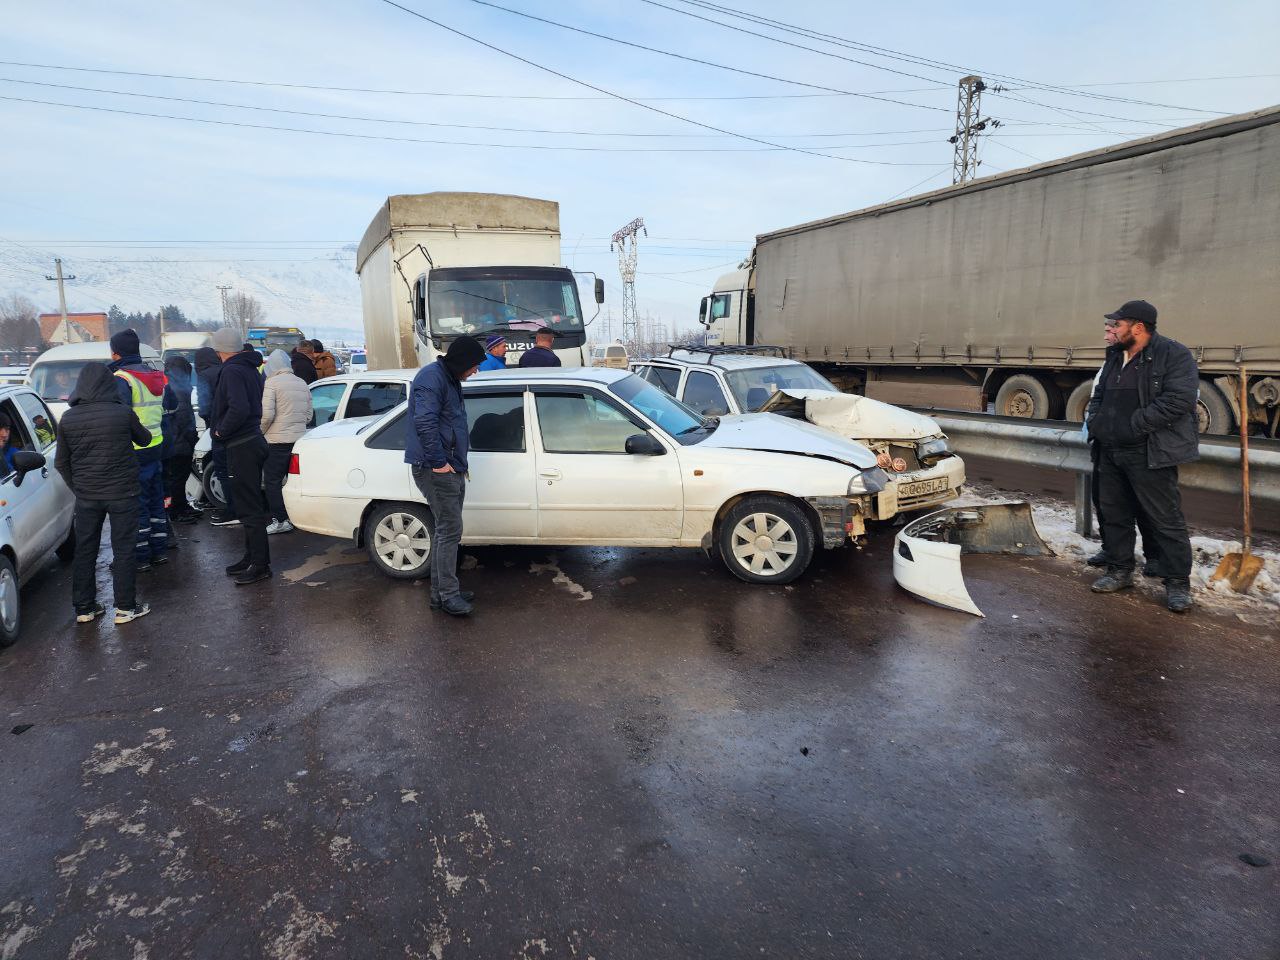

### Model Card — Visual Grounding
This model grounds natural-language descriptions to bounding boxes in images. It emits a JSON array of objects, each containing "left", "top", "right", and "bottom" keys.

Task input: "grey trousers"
[{"left": 412, "top": 466, "right": 466, "bottom": 600}]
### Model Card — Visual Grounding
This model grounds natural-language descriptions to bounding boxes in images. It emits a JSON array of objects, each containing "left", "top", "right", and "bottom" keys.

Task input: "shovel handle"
[{"left": 1239, "top": 367, "right": 1251, "bottom": 555}]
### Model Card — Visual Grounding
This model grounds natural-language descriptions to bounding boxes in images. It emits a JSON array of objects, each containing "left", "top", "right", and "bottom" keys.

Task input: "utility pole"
[
  {"left": 44, "top": 258, "right": 77, "bottom": 343},
  {"left": 611, "top": 218, "right": 646, "bottom": 352},
  {"left": 949, "top": 76, "right": 1000, "bottom": 184},
  {"left": 216, "top": 285, "right": 232, "bottom": 328}
]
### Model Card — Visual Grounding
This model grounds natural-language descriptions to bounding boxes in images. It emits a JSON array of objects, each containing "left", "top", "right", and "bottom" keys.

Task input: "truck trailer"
[
  {"left": 356, "top": 192, "right": 602, "bottom": 371},
  {"left": 701, "top": 106, "right": 1280, "bottom": 435}
]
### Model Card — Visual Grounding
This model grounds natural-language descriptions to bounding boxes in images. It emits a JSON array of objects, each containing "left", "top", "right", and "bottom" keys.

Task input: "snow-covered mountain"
[{"left": 0, "top": 243, "right": 364, "bottom": 342}]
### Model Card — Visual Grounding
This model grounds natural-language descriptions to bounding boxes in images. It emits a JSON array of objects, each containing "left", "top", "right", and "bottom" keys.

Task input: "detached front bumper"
[{"left": 873, "top": 455, "right": 966, "bottom": 520}]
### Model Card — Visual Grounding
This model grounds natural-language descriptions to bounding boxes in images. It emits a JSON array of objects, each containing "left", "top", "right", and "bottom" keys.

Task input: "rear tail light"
[{"left": 288, "top": 454, "right": 300, "bottom": 475}]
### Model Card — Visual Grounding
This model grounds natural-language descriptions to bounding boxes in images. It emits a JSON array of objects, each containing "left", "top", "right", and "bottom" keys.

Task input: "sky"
[{"left": 2, "top": 0, "right": 1278, "bottom": 338}]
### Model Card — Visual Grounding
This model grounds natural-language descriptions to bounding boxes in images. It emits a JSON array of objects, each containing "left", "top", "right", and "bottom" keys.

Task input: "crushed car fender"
[{"left": 893, "top": 502, "right": 1053, "bottom": 617}]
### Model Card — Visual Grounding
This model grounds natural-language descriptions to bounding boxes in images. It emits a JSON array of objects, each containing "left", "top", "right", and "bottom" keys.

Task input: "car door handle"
[{"left": 539, "top": 469, "right": 562, "bottom": 480}]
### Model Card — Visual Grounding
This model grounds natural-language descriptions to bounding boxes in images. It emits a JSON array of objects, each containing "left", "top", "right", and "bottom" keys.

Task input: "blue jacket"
[
  {"left": 478, "top": 352, "right": 506, "bottom": 372},
  {"left": 517, "top": 345, "right": 561, "bottom": 368},
  {"left": 405, "top": 359, "right": 469, "bottom": 473},
  {"left": 209, "top": 351, "right": 265, "bottom": 445}
]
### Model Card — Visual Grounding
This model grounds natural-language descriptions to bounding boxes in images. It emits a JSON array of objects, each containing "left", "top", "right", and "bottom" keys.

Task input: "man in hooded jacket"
[
  {"left": 193, "top": 346, "right": 234, "bottom": 517},
  {"left": 162, "top": 355, "right": 200, "bottom": 524},
  {"left": 55, "top": 362, "right": 153, "bottom": 625},
  {"left": 107, "top": 328, "right": 171, "bottom": 569}
]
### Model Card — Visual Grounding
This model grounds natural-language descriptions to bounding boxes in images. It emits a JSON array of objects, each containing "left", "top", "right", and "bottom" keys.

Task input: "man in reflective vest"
[{"left": 108, "top": 329, "right": 171, "bottom": 570}]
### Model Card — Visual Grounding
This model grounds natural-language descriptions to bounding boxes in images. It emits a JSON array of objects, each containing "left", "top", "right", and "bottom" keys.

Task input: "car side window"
[
  {"left": 683, "top": 370, "right": 730, "bottom": 416},
  {"left": 535, "top": 392, "right": 643, "bottom": 454},
  {"left": 467, "top": 394, "right": 526, "bottom": 453},
  {"left": 13, "top": 392, "right": 57, "bottom": 451},
  {"left": 366, "top": 410, "right": 407, "bottom": 451},
  {"left": 310, "top": 383, "right": 347, "bottom": 427},
  {"left": 348, "top": 381, "right": 406, "bottom": 419},
  {"left": 645, "top": 365, "right": 680, "bottom": 396},
  {"left": 0, "top": 398, "right": 33, "bottom": 479}
]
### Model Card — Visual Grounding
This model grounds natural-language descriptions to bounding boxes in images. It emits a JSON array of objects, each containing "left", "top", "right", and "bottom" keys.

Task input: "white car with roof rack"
[
  {"left": 283, "top": 367, "right": 895, "bottom": 585},
  {"left": 631, "top": 347, "right": 965, "bottom": 521}
]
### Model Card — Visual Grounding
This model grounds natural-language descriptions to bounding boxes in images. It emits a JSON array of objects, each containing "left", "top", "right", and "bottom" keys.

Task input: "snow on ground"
[{"left": 955, "top": 483, "right": 1280, "bottom": 625}]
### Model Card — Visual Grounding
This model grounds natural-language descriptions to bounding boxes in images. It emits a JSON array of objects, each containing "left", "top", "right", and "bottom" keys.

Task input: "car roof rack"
[{"left": 664, "top": 344, "right": 789, "bottom": 365}]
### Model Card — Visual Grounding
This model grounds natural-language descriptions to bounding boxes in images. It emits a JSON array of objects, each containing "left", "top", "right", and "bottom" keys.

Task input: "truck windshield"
[
  {"left": 428, "top": 271, "right": 584, "bottom": 338},
  {"left": 724, "top": 364, "right": 836, "bottom": 412}
]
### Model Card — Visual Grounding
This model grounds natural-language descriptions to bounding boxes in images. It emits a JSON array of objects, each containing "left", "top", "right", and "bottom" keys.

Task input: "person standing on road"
[
  {"left": 1085, "top": 300, "right": 1198, "bottom": 612},
  {"left": 260, "top": 348, "right": 313, "bottom": 535},
  {"left": 162, "top": 355, "right": 201, "bottom": 525},
  {"left": 478, "top": 335, "right": 508, "bottom": 371},
  {"left": 209, "top": 328, "right": 272, "bottom": 585},
  {"left": 291, "top": 340, "right": 318, "bottom": 384},
  {"left": 406, "top": 336, "right": 485, "bottom": 616},
  {"left": 310, "top": 340, "right": 338, "bottom": 379},
  {"left": 194, "top": 346, "right": 233, "bottom": 518},
  {"left": 107, "top": 329, "right": 170, "bottom": 571},
  {"left": 517, "top": 328, "right": 561, "bottom": 368},
  {"left": 55, "top": 362, "right": 153, "bottom": 625}
]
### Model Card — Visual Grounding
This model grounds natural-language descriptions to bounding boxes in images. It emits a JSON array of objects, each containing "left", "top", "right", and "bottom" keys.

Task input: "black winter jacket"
[
  {"left": 290, "top": 350, "right": 318, "bottom": 384},
  {"left": 162, "top": 357, "right": 198, "bottom": 460},
  {"left": 55, "top": 363, "right": 152, "bottom": 500},
  {"left": 1086, "top": 332, "right": 1200, "bottom": 469},
  {"left": 210, "top": 350, "right": 265, "bottom": 445},
  {"left": 194, "top": 347, "right": 221, "bottom": 419}
]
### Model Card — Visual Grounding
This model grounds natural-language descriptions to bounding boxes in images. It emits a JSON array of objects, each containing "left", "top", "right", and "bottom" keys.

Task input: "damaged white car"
[
  {"left": 283, "top": 368, "right": 892, "bottom": 584},
  {"left": 631, "top": 349, "right": 965, "bottom": 520}
]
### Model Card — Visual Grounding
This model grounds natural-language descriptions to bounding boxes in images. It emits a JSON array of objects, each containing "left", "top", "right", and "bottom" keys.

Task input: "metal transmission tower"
[
  {"left": 611, "top": 217, "right": 646, "bottom": 349},
  {"left": 949, "top": 76, "right": 1000, "bottom": 184},
  {"left": 216, "top": 285, "right": 233, "bottom": 327}
]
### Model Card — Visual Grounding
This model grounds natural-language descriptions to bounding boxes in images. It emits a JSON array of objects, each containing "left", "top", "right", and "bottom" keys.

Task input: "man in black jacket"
[
  {"left": 290, "top": 341, "right": 318, "bottom": 384},
  {"left": 55, "top": 362, "right": 153, "bottom": 625},
  {"left": 1085, "top": 300, "right": 1198, "bottom": 612},
  {"left": 209, "top": 328, "right": 272, "bottom": 584}
]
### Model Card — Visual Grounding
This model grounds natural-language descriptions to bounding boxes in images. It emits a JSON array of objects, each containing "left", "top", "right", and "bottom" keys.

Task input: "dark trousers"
[
  {"left": 1092, "top": 466, "right": 1162, "bottom": 565},
  {"left": 227, "top": 436, "right": 270, "bottom": 567},
  {"left": 165, "top": 453, "right": 193, "bottom": 514},
  {"left": 136, "top": 459, "right": 168, "bottom": 563},
  {"left": 264, "top": 442, "right": 295, "bottom": 522},
  {"left": 412, "top": 466, "right": 466, "bottom": 600},
  {"left": 1097, "top": 445, "right": 1192, "bottom": 580},
  {"left": 211, "top": 439, "right": 235, "bottom": 513},
  {"left": 72, "top": 497, "right": 139, "bottom": 612}
]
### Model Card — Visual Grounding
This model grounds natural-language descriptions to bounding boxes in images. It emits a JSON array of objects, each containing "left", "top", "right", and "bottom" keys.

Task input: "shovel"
[{"left": 1211, "top": 367, "right": 1264, "bottom": 592}]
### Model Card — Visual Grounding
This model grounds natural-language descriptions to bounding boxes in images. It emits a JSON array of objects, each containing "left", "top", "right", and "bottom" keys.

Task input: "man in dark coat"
[
  {"left": 290, "top": 341, "right": 318, "bottom": 384},
  {"left": 209, "top": 328, "right": 272, "bottom": 584},
  {"left": 1085, "top": 299, "right": 1198, "bottom": 612},
  {"left": 55, "top": 362, "right": 153, "bottom": 625},
  {"left": 194, "top": 346, "right": 233, "bottom": 516},
  {"left": 406, "top": 336, "right": 485, "bottom": 616},
  {"left": 162, "top": 355, "right": 200, "bottom": 524},
  {"left": 517, "top": 328, "right": 561, "bottom": 368}
]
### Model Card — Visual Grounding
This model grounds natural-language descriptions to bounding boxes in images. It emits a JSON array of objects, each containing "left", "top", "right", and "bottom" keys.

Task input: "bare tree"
[
  {"left": 224, "top": 291, "right": 266, "bottom": 332},
  {"left": 0, "top": 293, "right": 44, "bottom": 350}
]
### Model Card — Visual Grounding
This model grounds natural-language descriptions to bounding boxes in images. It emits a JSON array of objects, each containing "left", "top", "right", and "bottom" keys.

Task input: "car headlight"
[
  {"left": 916, "top": 436, "right": 951, "bottom": 465},
  {"left": 850, "top": 466, "right": 890, "bottom": 495}
]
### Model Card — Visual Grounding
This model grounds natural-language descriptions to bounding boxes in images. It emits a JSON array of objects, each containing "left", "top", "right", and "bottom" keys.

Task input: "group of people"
[
  {"left": 287, "top": 339, "right": 338, "bottom": 384},
  {"left": 55, "top": 328, "right": 315, "bottom": 624}
]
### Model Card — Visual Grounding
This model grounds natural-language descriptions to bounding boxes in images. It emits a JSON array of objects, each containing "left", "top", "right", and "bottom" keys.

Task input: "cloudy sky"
[{"left": 2, "top": 0, "right": 1278, "bottom": 336}]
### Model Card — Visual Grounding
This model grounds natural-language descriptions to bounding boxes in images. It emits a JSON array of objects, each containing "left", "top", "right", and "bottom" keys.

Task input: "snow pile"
[{"left": 954, "top": 484, "right": 1280, "bottom": 621}]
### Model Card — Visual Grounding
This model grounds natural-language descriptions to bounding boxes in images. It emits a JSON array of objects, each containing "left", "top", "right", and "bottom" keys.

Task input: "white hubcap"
[
  {"left": 374, "top": 514, "right": 431, "bottom": 571},
  {"left": 731, "top": 512, "right": 798, "bottom": 576},
  {"left": 0, "top": 568, "right": 17, "bottom": 632}
]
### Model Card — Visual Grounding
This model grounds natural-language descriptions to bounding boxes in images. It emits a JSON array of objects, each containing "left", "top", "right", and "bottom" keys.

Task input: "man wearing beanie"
[
  {"left": 478, "top": 334, "right": 508, "bottom": 371},
  {"left": 108, "top": 328, "right": 171, "bottom": 570},
  {"left": 405, "top": 336, "right": 486, "bottom": 616},
  {"left": 209, "top": 327, "right": 272, "bottom": 585}
]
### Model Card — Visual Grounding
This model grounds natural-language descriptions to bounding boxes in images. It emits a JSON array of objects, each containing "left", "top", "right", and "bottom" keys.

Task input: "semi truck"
[
  {"left": 700, "top": 106, "right": 1280, "bottom": 435},
  {"left": 356, "top": 192, "right": 603, "bottom": 371}
]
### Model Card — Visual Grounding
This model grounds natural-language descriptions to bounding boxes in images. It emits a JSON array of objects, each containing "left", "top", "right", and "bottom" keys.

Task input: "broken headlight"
[
  {"left": 915, "top": 435, "right": 951, "bottom": 466},
  {"left": 850, "top": 466, "right": 890, "bottom": 495}
]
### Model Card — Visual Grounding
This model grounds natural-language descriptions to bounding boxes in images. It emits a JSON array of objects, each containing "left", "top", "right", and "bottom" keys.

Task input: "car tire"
[
  {"left": 1195, "top": 379, "right": 1234, "bottom": 435},
  {"left": 364, "top": 502, "right": 434, "bottom": 580},
  {"left": 55, "top": 525, "right": 76, "bottom": 562},
  {"left": 0, "top": 554, "right": 20, "bottom": 648},
  {"left": 995, "top": 374, "right": 1059, "bottom": 420},
  {"left": 718, "top": 496, "right": 815, "bottom": 585},
  {"left": 201, "top": 462, "right": 228, "bottom": 512}
]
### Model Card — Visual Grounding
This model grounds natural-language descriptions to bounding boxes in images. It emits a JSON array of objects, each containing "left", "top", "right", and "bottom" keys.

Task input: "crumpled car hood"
[
  {"left": 697, "top": 413, "right": 879, "bottom": 468},
  {"left": 760, "top": 388, "right": 940, "bottom": 441}
]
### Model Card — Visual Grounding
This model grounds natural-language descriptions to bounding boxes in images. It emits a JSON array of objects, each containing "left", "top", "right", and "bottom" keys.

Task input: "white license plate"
[{"left": 898, "top": 477, "right": 949, "bottom": 498}]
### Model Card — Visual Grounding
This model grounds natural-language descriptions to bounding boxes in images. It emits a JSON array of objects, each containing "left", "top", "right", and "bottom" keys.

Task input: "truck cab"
[{"left": 699, "top": 268, "right": 753, "bottom": 348}]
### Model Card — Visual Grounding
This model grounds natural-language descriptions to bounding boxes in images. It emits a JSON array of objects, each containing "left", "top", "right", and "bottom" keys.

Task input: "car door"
[
  {"left": 344, "top": 380, "right": 407, "bottom": 420},
  {"left": 460, "top": 389, "right": 537, "bottom": 539},
  {"left": 680, "top": 369, "right": 732, "bottom": 417},
  {"left": 530, "top": 387, "right": 684, "bottom": 542},
  {"left": 11, "top": 391, "right": 73, "bottom": 555},
  {"left": 309, "top": 381, "right": 348, "bottom": 427},
  {"left": 1, "top": 395, "right": 62, "bottom": 569}
]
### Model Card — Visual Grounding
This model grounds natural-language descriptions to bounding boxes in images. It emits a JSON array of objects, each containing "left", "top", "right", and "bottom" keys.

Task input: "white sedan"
[{"left": 284, "top": 368, "right": 890, "bottom": 584}]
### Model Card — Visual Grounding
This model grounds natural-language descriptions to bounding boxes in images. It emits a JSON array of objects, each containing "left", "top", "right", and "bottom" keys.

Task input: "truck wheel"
[
  {"left": 1065, "top": 379, "right": 1095, "bottom": 422},
  {"left": 995, "top": 374, "right": 1057, "bottom": 420},
  {"left": 1196, "top": 379, "right": 1234, "bottom": 435},
  {"left": 364, "top": 502, "right": 433, "bottom": 580},
  {"left": 718, "top": 496, "right": 814, "bottom": 585},
  {"left": 0, "top": 554, "right": 20, "bottom": 648}
]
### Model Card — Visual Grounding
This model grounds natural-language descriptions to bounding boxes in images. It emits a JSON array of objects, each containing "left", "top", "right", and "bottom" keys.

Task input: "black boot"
[
  {"left": 1086, "top": 551, "right": 1108, "bottom": 567},
  {"left": 1091, "top": 569, "right": 1135, "bottom": 593},
  {"left": 1165, "top": 579, "right": 1192, "bottom": 613},
  {"left": 225, "top": 557, "right": 252, "bottom": 576},
  {"left": 430, "top": 590, "right": 475, "bottom": 611}
]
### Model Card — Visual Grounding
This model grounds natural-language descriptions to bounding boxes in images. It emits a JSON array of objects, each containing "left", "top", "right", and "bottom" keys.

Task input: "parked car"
[
  {"left": 347, "top": 350, "right": 368, "bottom": 374},
  {"left": 590, "top": 342, "right": 629, "bottom": 369},
  {"left": 27, "top": 342, "right": 162, "bottom": 421},
  {"left": 284, "top": 367, "right": 891, "bottom": 585},
  {"left": 0, "top": 385, "right": 75, "bottom": 646},
  {"left": 632, "top": 348, "right": 965, "bottom": 520},
  {"left": 0, "top": 366, "right": 29, "bottom": 386}
]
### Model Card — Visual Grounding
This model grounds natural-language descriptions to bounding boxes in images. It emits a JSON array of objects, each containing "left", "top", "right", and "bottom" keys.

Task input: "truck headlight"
[
  {"left": 850, "top": 466, "right": 890, "bottom": 495},
  {"left": 916, "top": 436, "right": 951, "bottom": 466}
]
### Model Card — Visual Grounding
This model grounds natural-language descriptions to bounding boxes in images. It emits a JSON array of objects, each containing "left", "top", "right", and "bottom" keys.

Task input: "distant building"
[{"left": 39, "top": 312, "right": 110, "bottom": 344}]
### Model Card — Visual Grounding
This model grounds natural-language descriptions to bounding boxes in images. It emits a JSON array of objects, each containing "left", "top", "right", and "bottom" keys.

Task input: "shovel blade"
[{"left": 1211, "top": 552, "right": 1265, "bottom": 593}]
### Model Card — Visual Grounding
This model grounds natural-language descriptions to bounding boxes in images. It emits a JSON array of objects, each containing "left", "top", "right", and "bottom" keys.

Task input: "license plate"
[{"left": 898, "top": 477, "right": 949, "bottom": 498}]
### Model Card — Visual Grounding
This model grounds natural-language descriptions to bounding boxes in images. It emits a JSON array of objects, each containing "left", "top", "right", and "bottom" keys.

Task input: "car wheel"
[
  {"left": 201, "top": 462, "right": 228, "bottom": 511},
  {"left": 0, "top": 554, "right": 20, "bottom": 648},
  {"left": 364, "top": 502, "right": 433, "bottom": 580},
  {"left": 55, "top": 524, "right": 76, "bottom": 562},
  {"left": 718, "top": 496, "right": 814, "bottom": 585}
]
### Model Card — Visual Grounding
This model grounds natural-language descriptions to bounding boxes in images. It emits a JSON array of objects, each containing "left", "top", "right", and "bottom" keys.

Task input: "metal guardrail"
[{"left": 908, "top": 408, "right": 1279, "bottom": 535}]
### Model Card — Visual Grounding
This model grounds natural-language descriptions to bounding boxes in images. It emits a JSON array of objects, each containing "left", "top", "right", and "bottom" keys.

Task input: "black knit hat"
[
  {"left": 443, "top": 336, "right": 486, "bottom": 378},
  {"left": 109, "top": 328, "right": 140, "bottom": 357}
]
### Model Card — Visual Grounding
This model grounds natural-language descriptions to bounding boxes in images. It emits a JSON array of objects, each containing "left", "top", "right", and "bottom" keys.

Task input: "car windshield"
[
  {"left": 609, "top": 373, "right": 708, "bottom": 441},
  {"left": 724, "top": 364, "right": 836, "bottom": 412},
  {"left": 351, "top": 352, "right": 366, "bottom": 364},
  {"left": 429, "top": 273, "right": 584, "bottom": 337},
  {"left": 29, "top": 360, "right": 93, "bottom": 402}
]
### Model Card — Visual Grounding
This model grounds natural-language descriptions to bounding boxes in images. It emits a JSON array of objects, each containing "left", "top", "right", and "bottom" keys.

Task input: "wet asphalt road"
[{"left": 1, "top": 519, "right": 1277, "bottom": 959}]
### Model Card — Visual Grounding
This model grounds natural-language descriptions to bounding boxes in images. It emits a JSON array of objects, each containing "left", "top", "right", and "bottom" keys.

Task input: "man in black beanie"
[{"left": 405, "top": 336, "right": 486, "bottom": 616}]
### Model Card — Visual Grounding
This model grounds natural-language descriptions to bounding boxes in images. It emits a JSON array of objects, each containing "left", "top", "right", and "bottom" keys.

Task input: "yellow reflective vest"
[{"left": 114, "top": 369, "right": 165, "bottom": 452}]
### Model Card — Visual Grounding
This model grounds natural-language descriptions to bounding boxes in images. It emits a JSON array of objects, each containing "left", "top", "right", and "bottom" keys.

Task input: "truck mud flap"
[{"left": 892, "top": 502, "right": 1052, "bottom": 617}]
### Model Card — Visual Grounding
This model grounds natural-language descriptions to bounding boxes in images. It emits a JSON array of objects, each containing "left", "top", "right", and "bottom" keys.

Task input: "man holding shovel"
[{"left": 1086, "top": 300, "right": 1198, "bottom": 612}]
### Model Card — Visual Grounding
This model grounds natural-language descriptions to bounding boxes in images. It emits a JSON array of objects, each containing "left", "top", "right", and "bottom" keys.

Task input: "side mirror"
[
  {"left": 624, "top": 433, "right": 664, "bottom": 456},
  {"left": 11, "top": 450, "right": 46, "bottom": 487},
  {"left": 698, "top": 297, "right": 708, "bottom": 325},
  {"left": 594, "top": 278, "right": 605, "bottom": 304}
]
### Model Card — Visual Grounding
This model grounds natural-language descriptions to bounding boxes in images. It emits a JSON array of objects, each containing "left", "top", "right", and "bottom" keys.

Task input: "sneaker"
[
  {"left": 1165, "top": 579, "right": 1193, "bottom": 613},
  {"left": 430, "top": 590, "right": 475, "bottom": 611},
  {"left": 75, "top": 604, "right": 107, "bottom": 624},
  {"left": 210, "top": 513, "right": 241, "bottom": 527},
  {"left": 1091, "top": 569, "right": 1135, "bottom": 593},
  {"left": 266, "top": 520, "right": 295, "bottom": 535},
  {"left": 233, "top": 564, "right": 272, "bottom": 586},
  {"left": 114, "top": 603, "right": 152, "bottom": 625},
  {"left": 225, "top": 557, "right": 252, "bottom": 576}
]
